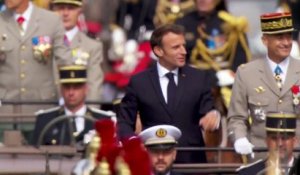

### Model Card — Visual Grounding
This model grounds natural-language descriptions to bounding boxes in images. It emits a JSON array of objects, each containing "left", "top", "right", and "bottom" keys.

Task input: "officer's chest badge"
[
  {"left": 254, "top": 86, "right": 265, "bottom": 93},
  {"left": 156, "top": 128, "right": 167, "bottom": 138},
  {"left": 71, "top": 48, "right": 89, "bottom": 66}
]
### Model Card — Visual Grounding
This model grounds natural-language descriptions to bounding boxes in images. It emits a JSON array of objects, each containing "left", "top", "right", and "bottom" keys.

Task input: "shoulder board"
[
  {"left": 89, "top": 107, "right": 116, "bottom": 117},
  {"left": 236, "top": 159, "right": 265, "bottom": 172},
  {"left": 35, "top": 106, "right": 61, "bottom": 116}
]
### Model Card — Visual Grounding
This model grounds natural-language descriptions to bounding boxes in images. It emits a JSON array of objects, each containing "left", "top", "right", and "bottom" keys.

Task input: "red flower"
[{"left": 291, "top": 85, "right": 299, "bottom": 94}]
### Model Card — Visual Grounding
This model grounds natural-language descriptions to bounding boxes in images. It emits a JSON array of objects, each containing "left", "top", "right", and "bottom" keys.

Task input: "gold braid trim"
[
  {"left": 154, "top": 0, "right": 195, "bottom": 26},
  {"left": 190, "top": 11, "right": 251, "bottom": 70},
  {"left": 218, "top": 11, "right": 251, "bottom": 61}
]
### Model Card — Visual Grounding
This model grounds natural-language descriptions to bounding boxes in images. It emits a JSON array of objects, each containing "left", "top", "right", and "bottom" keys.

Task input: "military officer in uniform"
[
  {"left": 237, "top": 112, "right": 299, "bottom": 175},
  {"left": 0, "top": 0, "right": 72, "bottom": 142},
  {"left": 227, "top": 12, "right": 300, "bottom": 161},
  {"left": 51, "top": 0, "right": 104, "bottom": 104},
  {"left": 31, "top": 65, "right": 115, "bottom": 148},
  {"left": 139, "top": 125, "right": 183, "bottom": 175},
  {"left": 0, "top": 0, "right": 72, "bottom": 112}
]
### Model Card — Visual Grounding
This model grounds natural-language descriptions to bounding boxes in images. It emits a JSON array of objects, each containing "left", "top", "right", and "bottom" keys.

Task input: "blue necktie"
[
  {"left": 166, "top": 72, "right": 177, "bottom": 110},
  {"left": 274, "top": 65, "right": 283, "bottom": 75},
  {"left": 274, "top": 65, "right": 283, "bottom": 90}
]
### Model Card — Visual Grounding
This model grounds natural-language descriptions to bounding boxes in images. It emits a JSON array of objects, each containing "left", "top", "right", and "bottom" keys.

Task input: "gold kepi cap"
[
  {"left": 265, "top": 112, "right": 296, "bottom": 133},
  {"left": 260, "top": 12, "right": 295, "bottom": 34},
  {"left": 52, "top": 0, "right": 82, "bottom": 6},
  {"left": 59, "top": 65, "right": 86, "bottom": 84}
]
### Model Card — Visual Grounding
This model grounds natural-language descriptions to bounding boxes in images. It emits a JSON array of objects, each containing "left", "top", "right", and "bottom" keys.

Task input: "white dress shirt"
[
  {"left": 65, "top": 105, "right": 87, "bottom": 133},
  {"left": 14, "top": 1, "right": 33, "bottom": 33},
  {"left": 65, "top": 26, "right": 79, "bottom": 42},
  {"left": 157, "top": 62, "right": 178, "bottom": 103},
  {"left": 267, "top": 56, "right": 290, "bottom": 84}
]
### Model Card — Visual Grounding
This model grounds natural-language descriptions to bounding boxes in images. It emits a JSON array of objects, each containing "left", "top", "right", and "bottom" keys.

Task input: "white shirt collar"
[
  {"left": 157, "top": 62, "right": 179, "bottom": 78},
  {"left": 64, "top": 105, "right": 87, "bottom": 117},
  {"left": 267, "top": 56, "right": 289, "bottom": 74},
  {"left": 267, "top": 56, "right": 289, "bottom": 83},
  {"left": 65, "top": 26, "right": 79, "bottom": 42},
  {"left": 14, "top": 1, "right": 33, "bottom": 25}
]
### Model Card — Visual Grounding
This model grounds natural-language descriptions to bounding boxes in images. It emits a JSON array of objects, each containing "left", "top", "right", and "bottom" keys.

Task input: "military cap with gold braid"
[
  {"left": 139, "top": 125, "right": 182, "bottom": 150},
  {"left": 52, "top": 0, "right": 82, "bottom": 6},
  {"left": 266, "top": 112, "right": 296, "bottom": 133},
  {"left": 59, "top": 65, "right": 86, "bottom": 84},
  {"left": 260, "top": 12, "right": 295, "bottom": 34}
]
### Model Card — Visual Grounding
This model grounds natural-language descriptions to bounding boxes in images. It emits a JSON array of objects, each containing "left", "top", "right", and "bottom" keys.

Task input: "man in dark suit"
[
  {"left": 31, "top": 65, "right": 115, "bottom": 149},
  {"left": 117, "top": 24, "right": 220, "bottom": 163},
  {"left": 139, "top": 124, "right": 183, "bottom": 175},
  {"left": 237, "top": 112, "right": 299, "bottom": 175}
]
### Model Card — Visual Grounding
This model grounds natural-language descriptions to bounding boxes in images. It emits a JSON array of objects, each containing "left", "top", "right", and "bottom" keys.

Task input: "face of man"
[
  {"left": 61, "top": 83, "right": 87, "bottom": 112},
  {"left": 266, "top": 133, "right": 297, "bottom": 163},
  {"left": 5, "top": 0, "right": 28, "bottom": 13},
  {"left": 52, "top": 4, "right": 81, "bottom": 31},
  {"left": 196, "top": 0, "right": 219, "bottom": 13},
  {"left": 262, "top": 32, "right": 293, "bottom": 63},
  {"left": 154, "top": 32, "right": 186, "bottom": 71},
  {"left": 148, "top": 148, "right": 177, "bottom": 175}
]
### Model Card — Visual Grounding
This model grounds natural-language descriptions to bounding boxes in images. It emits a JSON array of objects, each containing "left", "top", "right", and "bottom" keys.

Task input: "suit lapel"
[
  {"left": 281, "top": 58, "right": 300, "bottom": 96},
  {"left": 70, "top": 31, "right": 81, "bottom": 49},
  {"left": 3, "top": 10, "right": 22, "bottom": 41},
  {"left": 174, "top": 67, "right": 187, "bottom": 111},
  {"left": 259, "top": 59, "right": 281, "bottom": 96},
  {"left": 75, "top": 108, "right": 94, "bottom": 141},
  {"left": 149, "top": 65, "right": 173, "bottom": 117},
  {"left": 22, "top": 5, "right": 39, "bottom": 43}
]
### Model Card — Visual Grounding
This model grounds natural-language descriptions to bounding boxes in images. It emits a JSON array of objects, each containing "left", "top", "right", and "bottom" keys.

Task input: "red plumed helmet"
[
  {"left": 121, "top": 136, "right": 152, "bottom": 175},
  {"left": 95, "top": 119, "right": 121, "bottom": 175}
]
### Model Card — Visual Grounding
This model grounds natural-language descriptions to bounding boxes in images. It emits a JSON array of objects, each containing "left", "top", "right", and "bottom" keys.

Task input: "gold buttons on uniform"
[
  {"left": 278, "top": 99, "right": 283, "bottom": 104},
  {"left": 21, "top": 45, "right": 26, "bottom": 50},
  {"left": 20, "top": 59, "right": 26, "bottom": 64},
  {"left": 20, "top": 73, "right": 25, "bottom": 79}
]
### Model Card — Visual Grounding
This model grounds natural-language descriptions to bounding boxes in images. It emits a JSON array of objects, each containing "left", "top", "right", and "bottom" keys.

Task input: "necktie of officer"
[
  {"left": 64, "top": 34, "right": 70, "bottom": 46},
  {"left": 166, "top": 72, "right": 177, "bottom": 110},
  {"left": 274, "top": 65, "right": 283, "bottom": 90},
  {"left": 17, "top": 16, "right": 25, "bottom": 36}
]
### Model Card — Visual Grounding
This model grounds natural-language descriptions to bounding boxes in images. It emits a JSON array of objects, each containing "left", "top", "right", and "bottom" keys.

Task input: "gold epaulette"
[{"left": 218, "top": 11, "right": 248, "bottom": 33}]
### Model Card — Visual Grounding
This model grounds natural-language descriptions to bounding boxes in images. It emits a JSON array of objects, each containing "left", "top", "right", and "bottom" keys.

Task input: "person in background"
[
  {"left": 51, "top": 0, "right": 104, "bottom": 106},
  {"left": 176, "top": 0, "right": 250, "bottom": 71},
  {"left": 227, "top": 12, "right": 300, "bottom": 162},
  {"left": 117, "top": 24, "right": 220, "bottom": 163},
  {"left": 31, "top": 65, "right": 115, "bottom": 149},
  {"left": 139, "top": 124, "right": 183, "bottom": 175},
  {"left": 237, "top": 112, "right": 299, "bottom": 175}
]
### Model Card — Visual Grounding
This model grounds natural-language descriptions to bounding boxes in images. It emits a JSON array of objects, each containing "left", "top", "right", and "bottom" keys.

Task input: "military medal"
[
  {"left": 291, "top": 85, "right": 300, "bottom": 105},
  {"left": 32, "top": 36, "right": 52, "bottom": 64},
  {"left": 72, "top": 48, "right": 90, "bottom": 66},
  {"left": 254, "top": 107, "right": 266, "bottom": 121}
]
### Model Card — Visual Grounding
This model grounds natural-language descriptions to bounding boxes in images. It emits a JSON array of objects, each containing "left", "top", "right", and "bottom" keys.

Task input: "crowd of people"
[{"left": 1, "top": 0, "right": 300, "bottom": 174}]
